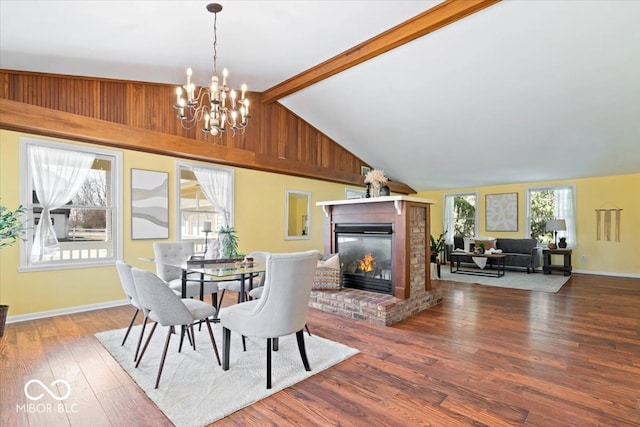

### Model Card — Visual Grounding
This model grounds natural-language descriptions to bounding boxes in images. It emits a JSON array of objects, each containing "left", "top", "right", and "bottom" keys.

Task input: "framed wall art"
[
  {"left": 486, "top": 192, "right": 518, "bottom": 232},
  {"left": 131, "top": 168, "right": 169, "bottom": 239},
  {"left": 345, "top": 188, "right": 366, "bottom": 199}
]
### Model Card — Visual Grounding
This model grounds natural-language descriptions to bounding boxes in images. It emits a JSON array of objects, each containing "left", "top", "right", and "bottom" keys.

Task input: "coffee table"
[{"left": 449, "top": 252, "right": 506, "bottom": 277}]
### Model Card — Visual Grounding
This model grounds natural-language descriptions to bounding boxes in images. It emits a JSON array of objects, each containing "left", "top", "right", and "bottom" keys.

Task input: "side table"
[{"left": 543, "top": 249, "right": 572, "bottom": 276}]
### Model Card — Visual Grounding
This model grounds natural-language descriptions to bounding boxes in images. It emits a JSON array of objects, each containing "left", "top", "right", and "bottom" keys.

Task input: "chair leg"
[
  {"left": 296, "top": 329, "right": 311, "bottom": 372},
  {"left": 183, "top": 325, "right": 194, "bottom": 347},
  {"left": 205, "top": 318, "right": 221, "bottom": 366},
  {"left": 155, "top": 327, "right": 173, "bottom": 389},
  {"left": 212, "top": 294, "right": 220, "bottom": 320},
  {"left": 121, "top": 308, "right": 139, "bottom": 346},
  {"left": 305, "top": 323, "right": 312, "bottom": 336},
  {"left": 242, "top": 335, "right": 247, "bottom": 351},
  {"left": 178, "top": 325, "right": 187, "bottom": 353},
  {"left": 222, "top": 327, "right": 231, "bottom": 370},
  {"left": 272, "top": 337, "right": 279, "bottom": 351},
  {"left": 218, "top": 289, "right": 226, "bottom": 308},
  {"left": 134, "top": 316, "right": 148, "bottom": 362},
  {"left": 266, "top": 338, "right": 272, "bottom": 389},
  {"left": 190, "top": 324, "right": 197, "bottom": 350},
  {"left": 135, "top": 322, "right": 158, "bottom": 368}
]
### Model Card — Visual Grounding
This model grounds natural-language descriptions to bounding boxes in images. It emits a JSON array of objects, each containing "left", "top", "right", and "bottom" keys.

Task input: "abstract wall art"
[
  {"left": 131, "top": 169, "right": 169, "bottom": 239},
  {"left": 486, "top": 192, "right": 518, "bottom": 232}
]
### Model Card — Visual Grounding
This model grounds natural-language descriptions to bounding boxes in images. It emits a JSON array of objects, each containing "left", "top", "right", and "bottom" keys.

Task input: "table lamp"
[
  {"left": 202, "top": 221, "right": 212, "bottom": 257},
  {"left": 545, "top": 219, "right": 566, "bottom": 248}
]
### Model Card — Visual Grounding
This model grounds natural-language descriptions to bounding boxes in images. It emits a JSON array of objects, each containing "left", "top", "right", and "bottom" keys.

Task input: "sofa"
[{"left": 446, "top": 237, "right": 541, "bottom": 273}]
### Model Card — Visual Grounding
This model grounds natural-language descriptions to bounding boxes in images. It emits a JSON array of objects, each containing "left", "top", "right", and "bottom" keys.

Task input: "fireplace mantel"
[
  {"left": 317, "top": 196, "right": 435, "bottom": 300},
  {"left": 317, "top": 195, "right": 436, "bottom": 216}
]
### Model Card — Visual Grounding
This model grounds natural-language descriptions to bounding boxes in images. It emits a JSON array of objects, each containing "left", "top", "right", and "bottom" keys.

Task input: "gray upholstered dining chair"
[
  {"left": 131, "top": 267, "right": 221, "bottom": 389},
  {"left": 219, "top": 250, "right": 319, "bottom": 389},
  {"left": 153, "top": 241, "right": 220, "bottom": 308},
  {"left": 247, "top": 251, "right": 311, "bottom": 336},
  {"left": 115, "top": 261, "right": 147, "bottom": 361}
]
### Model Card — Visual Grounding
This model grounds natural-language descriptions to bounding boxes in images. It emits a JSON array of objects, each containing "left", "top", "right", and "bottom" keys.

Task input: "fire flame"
[{"left": 358, "top": 253, "right": 375, "bottom": 272}]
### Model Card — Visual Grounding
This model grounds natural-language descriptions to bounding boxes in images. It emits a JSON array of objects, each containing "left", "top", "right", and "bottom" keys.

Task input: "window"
[
  {"left": 20, "top": 138, "right": 122, "bottom": 270},
  {"left": 443, "top": 193, "right": 478, "bottom": 244},
  {"left": 176, "top": 162, "right": 234, "bottom": 253},
  {"left": 526, "top": 185, "right": 576, "bottom": 247}
]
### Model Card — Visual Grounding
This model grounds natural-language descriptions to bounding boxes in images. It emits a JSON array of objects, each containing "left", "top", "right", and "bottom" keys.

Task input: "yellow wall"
[
  {"left": 3, "top": 128, "right": 638, "bottom": 318},
  {"left": 0, "top": 130, "right": 349, "bottom": 317},
  {"left": 418, "top": 174, "right": 640, "bottom": 275}
]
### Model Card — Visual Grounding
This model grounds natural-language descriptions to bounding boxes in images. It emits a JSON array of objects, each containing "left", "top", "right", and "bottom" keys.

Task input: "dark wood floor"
[{"left": 1, "top": 273, "right": 639, "bottom": 426}]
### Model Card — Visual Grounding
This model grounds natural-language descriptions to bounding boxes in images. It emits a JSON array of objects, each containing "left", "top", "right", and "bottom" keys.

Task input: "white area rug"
[
  {"left": 96, "top": 324, "right": 358, "bottom": 426},
  {"left": 439, "top": 268, "right": 570, "bottom": 293}
]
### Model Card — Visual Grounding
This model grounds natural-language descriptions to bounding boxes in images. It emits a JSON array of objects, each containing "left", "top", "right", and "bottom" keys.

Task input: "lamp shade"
[{"left": 545, "top": 219, "right": 566, "bottom": 232}]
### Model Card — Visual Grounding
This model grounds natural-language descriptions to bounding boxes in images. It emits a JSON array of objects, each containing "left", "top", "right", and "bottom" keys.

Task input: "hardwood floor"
[{"left": 1, "top": 273, "right": 639, "bottom": 426}]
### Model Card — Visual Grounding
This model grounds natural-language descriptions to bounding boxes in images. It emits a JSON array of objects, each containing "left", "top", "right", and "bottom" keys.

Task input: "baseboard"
[
  {"left": 572, "top": 269, "right": 640, "bottom": 279},
  {"left": 6, "top": 299, "right": 129, "bottom": 324}
]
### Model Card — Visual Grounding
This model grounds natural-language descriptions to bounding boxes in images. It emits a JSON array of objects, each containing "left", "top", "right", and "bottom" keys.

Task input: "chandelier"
[{"left": 174, "top": 3, "right": 249, "bottom": 136}]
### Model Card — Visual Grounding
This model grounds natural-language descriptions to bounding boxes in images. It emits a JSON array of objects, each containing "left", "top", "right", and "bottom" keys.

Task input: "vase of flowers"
[{"left": 364, "top": 169, "right": 388, "bottom": 198}]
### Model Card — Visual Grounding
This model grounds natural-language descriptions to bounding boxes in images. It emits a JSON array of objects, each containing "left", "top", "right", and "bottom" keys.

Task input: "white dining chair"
[
  {"left": 153, "top": 241, "right": 220, "bottom": 308},
  {"left": 115, "top": 261, "right": 147, "bottom": 361},
  {"left": 131, "top": 267, "right": 221, "bottom": 389},
  {"left": 219, "top": 250, "right": 319, "bottom": 389}
]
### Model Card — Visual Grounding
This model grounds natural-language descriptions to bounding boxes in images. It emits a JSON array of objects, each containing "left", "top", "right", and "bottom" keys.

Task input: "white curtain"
[
  {"left": 29, "top": 145, "right": 95, "bottom": 261},
  {"left": 192, "top": 167, "right": 232, "bottom": 228},
  {"left": 443, "top": 195, "right": 455, "bottom": 245},
  {"left": 554, "top": 186, "right": 577, "bottom": 248}
]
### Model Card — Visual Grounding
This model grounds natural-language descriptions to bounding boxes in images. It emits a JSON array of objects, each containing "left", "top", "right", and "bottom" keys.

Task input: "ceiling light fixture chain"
[{"left": 174, "top": 2, "right": 249, "bottom": 137}]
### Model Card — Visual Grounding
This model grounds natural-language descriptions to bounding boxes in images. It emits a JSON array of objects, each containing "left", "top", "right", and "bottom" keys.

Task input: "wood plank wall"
[{"left": 0, "top": 69, "right": 415, "bottom": 193}]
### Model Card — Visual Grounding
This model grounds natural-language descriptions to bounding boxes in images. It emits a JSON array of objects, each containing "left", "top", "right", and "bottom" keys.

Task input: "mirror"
[{"left": 285, "top": 190, "right": 311, "bottom": 240}]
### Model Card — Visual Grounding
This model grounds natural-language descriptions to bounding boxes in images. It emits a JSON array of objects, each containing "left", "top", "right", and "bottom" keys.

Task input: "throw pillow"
[
  {"left": 473, "top": 239, "right": 497, "bottom": 250},
  {"left": 317, "top": 253, "right": 340, "bottom": 270}
]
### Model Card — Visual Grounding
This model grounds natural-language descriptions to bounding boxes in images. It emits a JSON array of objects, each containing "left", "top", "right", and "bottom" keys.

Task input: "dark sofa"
[{"left": 446, "top": 237, "right": 541, "bottom": 273}]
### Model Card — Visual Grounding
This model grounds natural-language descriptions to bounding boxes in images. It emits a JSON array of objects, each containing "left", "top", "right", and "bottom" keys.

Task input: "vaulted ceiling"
[{"left": 1, "top": 0, "right": 639, "bottom": 191}]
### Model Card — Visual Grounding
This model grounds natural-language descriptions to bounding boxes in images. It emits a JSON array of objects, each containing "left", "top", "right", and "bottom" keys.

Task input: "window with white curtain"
[
  {"left": 443, "top": 193, "right": 478, "bottom": 244},
  {"left": 19, "top": 137, "right": 122, "bottom": 270},
  {"left": 526, "top": 185, "right": 576, "bottom": 247},
  {"left": 176, "top": 162, "right": 234, "bottom": 250}
]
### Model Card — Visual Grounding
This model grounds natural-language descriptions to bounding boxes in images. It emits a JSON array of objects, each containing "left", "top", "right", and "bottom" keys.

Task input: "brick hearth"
[{"left": 309, "top": 287, "right": 442, "bottom": 326}]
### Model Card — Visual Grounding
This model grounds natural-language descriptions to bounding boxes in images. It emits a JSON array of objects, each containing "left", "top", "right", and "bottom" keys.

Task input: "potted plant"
[
  {"left": 558, "top": 237, "right": 568, "bottom": 249},
  {"left": 218, "top": 225, "right": 243, "bottom": 260},
  {"left": 429, "top": 231, "right": 446, "bottom": 263},
  {"left": 0, "top": 204, "right": 27, "bottom": 337}
]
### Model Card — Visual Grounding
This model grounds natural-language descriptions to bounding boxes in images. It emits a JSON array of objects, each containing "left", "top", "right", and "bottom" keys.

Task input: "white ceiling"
[{"left": 1, "top": 0, "right": 639, "bottom": 192}]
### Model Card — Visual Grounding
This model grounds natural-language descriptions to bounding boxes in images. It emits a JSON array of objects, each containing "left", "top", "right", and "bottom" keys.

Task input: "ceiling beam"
[{"left": 261, "top": 0, "right": 501, "bottom": 104}]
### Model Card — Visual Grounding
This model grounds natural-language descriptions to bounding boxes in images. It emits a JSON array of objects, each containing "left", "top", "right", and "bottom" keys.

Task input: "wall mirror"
[{"left": 285, "top": 189, "right": 311, "bottom": 240}]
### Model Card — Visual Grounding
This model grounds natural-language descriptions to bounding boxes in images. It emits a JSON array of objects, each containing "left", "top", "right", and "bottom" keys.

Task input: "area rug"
[
  {"left": 439, "top": 268, "right": 570, "bottom": 293},
  {"left": 95, "top": 324, "right": 358, "bottom": 426}
]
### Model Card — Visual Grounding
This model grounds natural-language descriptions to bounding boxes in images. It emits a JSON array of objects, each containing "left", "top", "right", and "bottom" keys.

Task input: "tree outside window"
[
  {"left": 444, "top": 193, "right": 477, "bottom": 243},
  {"left": 527, "top": 186, "right": 576, "bottom": 247}
]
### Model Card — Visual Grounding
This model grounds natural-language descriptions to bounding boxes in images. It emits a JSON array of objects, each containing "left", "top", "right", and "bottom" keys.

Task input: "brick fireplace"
[{"left": 313, "top": 196, "right": 443, "bottom": 326}]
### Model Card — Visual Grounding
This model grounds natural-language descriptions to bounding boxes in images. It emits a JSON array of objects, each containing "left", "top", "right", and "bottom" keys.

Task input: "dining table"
[{"left": 141, "top": 257, "right": 266, "bottom": 303}]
